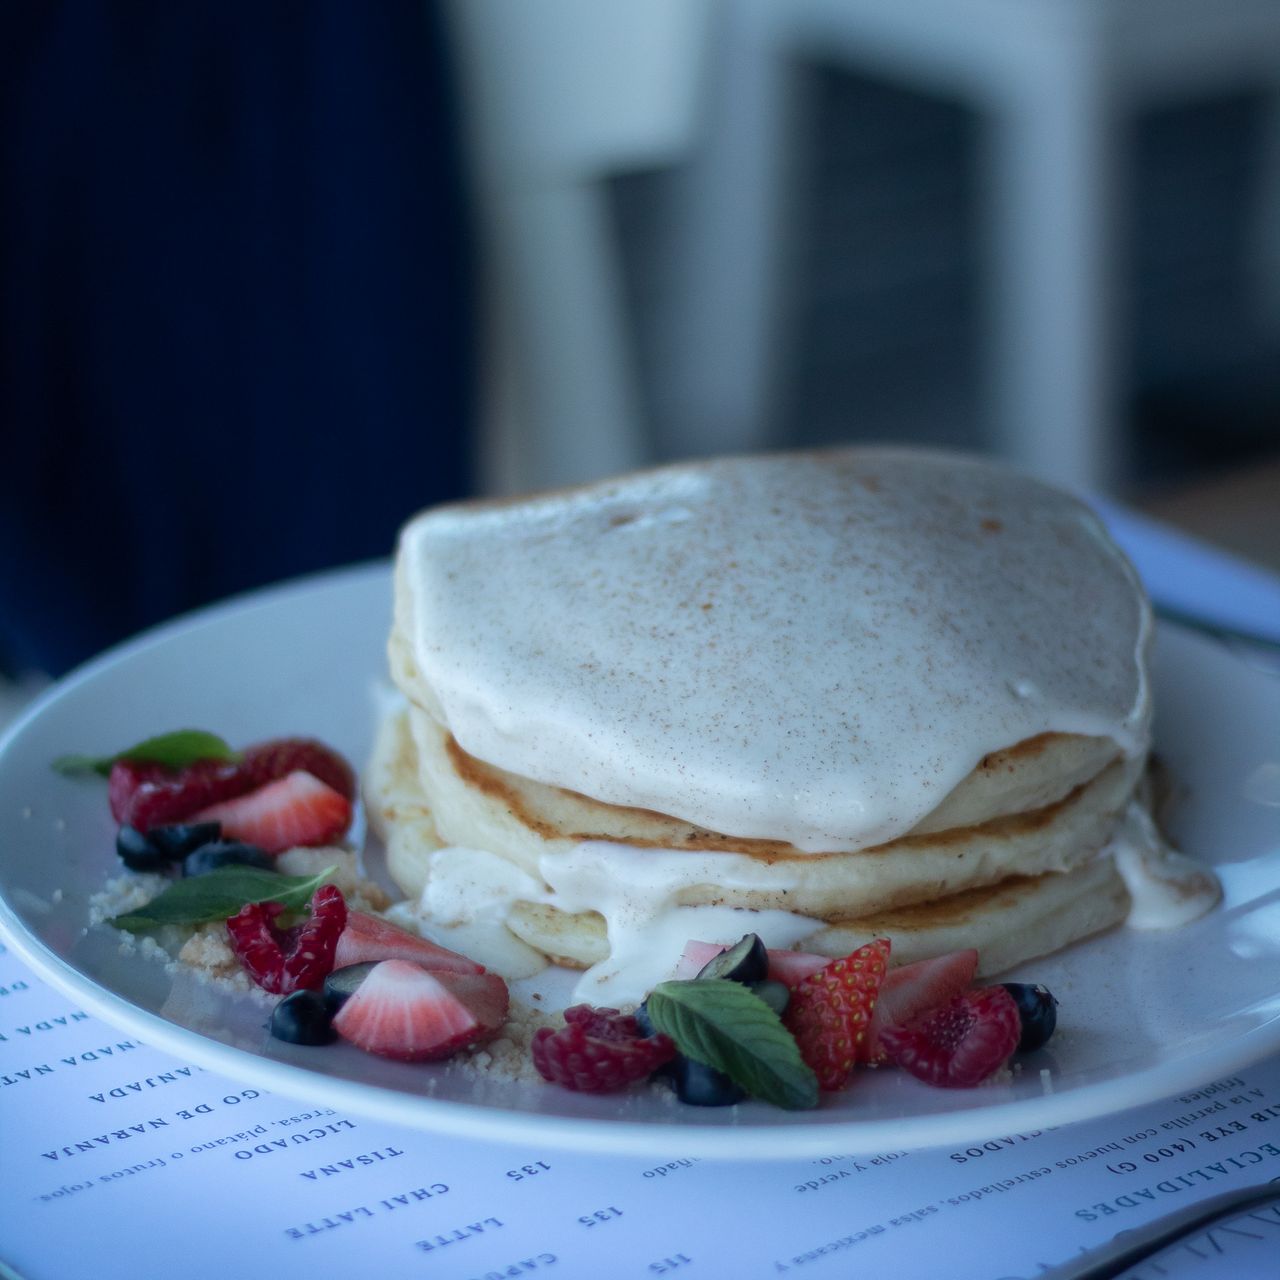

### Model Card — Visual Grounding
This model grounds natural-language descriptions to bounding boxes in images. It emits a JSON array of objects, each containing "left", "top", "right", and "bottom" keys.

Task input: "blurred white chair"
[
  {"left": 449, "top": 0, "right": 1280, "bottom": 495},
  {"left": 445, "top": 0, "right": 710, "bottom": 492},
  {"left": 657, "top": 0, "right": 1280, "bottom": 493}
]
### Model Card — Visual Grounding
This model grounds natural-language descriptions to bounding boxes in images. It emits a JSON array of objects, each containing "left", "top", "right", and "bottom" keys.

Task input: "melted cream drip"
[
  {"left": 542, "top": 841, "right": 821, "bottom": 1006},
  {"left": 387, "top": 847, "right": 549, "bottom": 981},
  {"left": 397, "top": 449, "right": 1151, "bottom": 853},
  {"left": 409, "top": 841, "right": 822, "bottom": 1006},
  {"left": 1111, "top": 803, "right": 1222, "bottom": 930}
]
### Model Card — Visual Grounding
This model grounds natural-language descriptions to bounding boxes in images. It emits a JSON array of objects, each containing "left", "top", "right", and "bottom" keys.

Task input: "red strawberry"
[
  {"left": 110, "top": 758, "right": 251, "bottom": 832},
  {"left": 195, "top": 770, "right": 352, "bottom": 854},
  {"left": 531, "top": 1005, "right": 676, "bottom": 1093},
  {"left": 878, "top": 985, "right": 1021, "bottom": 1088},
  {"left": 332, "top": 960, "right": 509, "bottom": 1062},
  {"left": 109, "top": 760, "right": 168, "bottom": 824},
  {"left": 864, "top": 949, "right": 979, "bottom": 1064},
  {"left": 783, "top": 940, "right": 890, "bottom": 1091},
  {"left": 226, "top": 883, "right": 348, "bottom": 995},
  {"left": 765, "top": 948, "right": 831, "bottom": 990},
  {"left": 241, "top": 738, "right": 356, "bottom": 801},
  {"left": 334, "top": 910, "right": 484, "bottom": 975}
]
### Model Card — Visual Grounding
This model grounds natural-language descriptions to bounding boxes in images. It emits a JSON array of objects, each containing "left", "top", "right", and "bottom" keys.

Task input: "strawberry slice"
[
  {"left": 783, "top": 939, "right": 890, "bottom": 1091},
  {"left": 195, "top": 770, "right": 352, "bottom": 854},
  {"left": 334, "top": 910, "right": 485, "bottom": 975},
  {"left": 879, "top": 985, "right": 1021, "bottom": 1088},
  {"left": 241, "top": 738, "right": 357, "bottom": 801},
  {"left": 332, "top": 960, "right": 509, "bottom": 1062},
  {"left": 864, "top": 949, "right": 979, "bottom": 1064},
  {"left": 765, "top": 948, "right": 831, "bottom": 990},
  {"left": 672, "top": 940, "right": 728, "bottom": 979}
]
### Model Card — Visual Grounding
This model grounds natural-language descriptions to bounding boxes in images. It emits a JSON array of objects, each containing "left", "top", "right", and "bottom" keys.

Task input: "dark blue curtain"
[{"left": 0, "top": 1, "right": 476, "bottom": 677}]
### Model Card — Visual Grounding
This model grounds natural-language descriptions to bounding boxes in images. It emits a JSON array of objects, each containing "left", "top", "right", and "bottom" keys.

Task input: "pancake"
[
  {"left": 501, "top": 857, "right": 1132, "bottom": 980},
  {"left": 373, "top": 447, "right": 1219, "bottom": 1001},
  {"left": 395, "top": 705, "right": 1137, "bottom": 920},
  {"left": 367, "top": 696, "right": 1141, "bottom": 991}
]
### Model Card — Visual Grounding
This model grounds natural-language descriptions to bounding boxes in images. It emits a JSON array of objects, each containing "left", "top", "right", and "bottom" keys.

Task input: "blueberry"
[
  {"left": 182, "top": 841, "right": 275, "bottom": 877},
  {"left": 1001, "top": 982, "right": 1058, "bottom": 1052},
  {"left": 634, "top": 1001, "right": 657, "bottom": 1037},
  {"left": 669, "top": 1055, "right": 746, "bottom": 1107},
  {"left": 116, "top": 825, "right": 169, "bottom": 873},
  {"left": 323, "top": 962, "right": 379, "bottom": 1014},
  {"left": 748, "top": 979, "right": 790, "bottom": 1018},
  {"left": 270, "top": 990, "right": 337, "bottom": 1046},
  {"left": 695, "top": 934, "right": 769, "bottom": 985},
  {"left": 148, "top": 822, "right": 222, "bottom": 860}
]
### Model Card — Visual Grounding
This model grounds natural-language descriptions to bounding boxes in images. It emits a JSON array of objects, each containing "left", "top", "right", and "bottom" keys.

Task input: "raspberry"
[
  {"left": 531, "top": 1005, "right": 676, "bottom": 1093},
  {"left": 226, "top": 884, "right": 348, "bottom": 995},
  {"left": 878, "top": 985, "right": 1021, "bottom": 1088},
  {"left": 241, "top": 738, "right": 357, "bottom": 801},
  {"left": 110, "top": 758, "right": 250, "bottom": 831},
  {"left": 783, "top": 940, "right": 890, "bottom": 1091}
]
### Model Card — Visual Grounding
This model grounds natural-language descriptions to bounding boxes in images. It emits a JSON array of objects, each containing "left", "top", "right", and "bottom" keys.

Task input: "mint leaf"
[
  {"left": 646, "top": 979, "right": 818, "bottom": 1110},
  {"left": 109, "top": 865, "right": 334, "bottom": 932},
  {"left": 53, "top": 730, "right": 242, "bottom": 777}
]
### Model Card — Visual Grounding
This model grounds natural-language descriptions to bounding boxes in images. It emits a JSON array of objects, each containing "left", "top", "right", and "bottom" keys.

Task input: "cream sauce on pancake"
[
  {"left": 1108, "top": 802, "right": 1221, "bottom": 928},
  {"left": 396, "top": 448, "right": 1151, "bottom": 853}
]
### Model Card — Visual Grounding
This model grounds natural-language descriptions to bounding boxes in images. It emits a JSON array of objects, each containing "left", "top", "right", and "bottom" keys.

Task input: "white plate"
[{"left": 1, "top": 564, "right": 1278, "bottom": 1160}]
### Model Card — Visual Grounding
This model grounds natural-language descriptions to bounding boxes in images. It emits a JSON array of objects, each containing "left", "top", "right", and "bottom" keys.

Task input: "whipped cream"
[
  {"left": 409, "top": 840, "right": 822, "bottom": 1006},
  {"left": 542, "top": 841, "right": 821, "bottom": 1006},
  {"left": 1111, "top": 802, "right": 1221, "bottom": 930},
  {"left": 387, "top": 846, "right": 550, "bottom": 980},
  {"left": 396, "top": 449, "right": 1151, "bottom": 852}
]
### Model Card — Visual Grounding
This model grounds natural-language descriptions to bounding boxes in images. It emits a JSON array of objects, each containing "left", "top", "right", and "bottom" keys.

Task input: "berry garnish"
[
  {"left": 676, "top": 939, "right": 826, "bottom": 988},
  {"left": 333, "top": 910, "right": 484, "bottom": 974},
  {"left": 532, "top": 1005, "right": 676, "bottom": 1093},
  {"left": 270, "top": 990, "right": 338, "bottom": 1046},
  {"left": 116, "top": 825, "right": 173, "bottom": 873},
  {"left": 763, "top": 949, "right": 829, "bottom": 989},
  {"left": 783, "top": 940, "right": 890, "bottom": 1091},
  {"left": 332, "top": 960, "right": 509, "bottom": 1062},
  {"left": 70, "top": 731, "right": 356, "bottom": 835},
  {"left": 111, "top": 757, "right": 249, "bottom": 832},
  {"left": 879, "top": 985, "right": 1021, "bottom": 1088},
  {"left": 149, "top": 822, "right": 224, "bottom": 860},
  {"left": 182, "top": 841, "right": 275, "bottom": 877},
  {"left": 864, "top": 948, "right": 978, "bottom": 1064},
  {"left": 695, "top": 934, "right": 769, "bottom": 984},
  {"left": 667, "top": 1054, "right": 746, "bottom": 1107},
  {"left": 225, "top": 882, "right": 348, "bottom": 994},
  {"left": 241, "top": 738, "right": 357, "bottom": 802},
  {"left": 323, "top": 962, "right": 379, "bottom": 1013},
  {"left": 195, "top": 770, "right": 352, "bottom": 854},
  {"left": 1000, "top": 982, "right": 1059, "bottom": 1053}
]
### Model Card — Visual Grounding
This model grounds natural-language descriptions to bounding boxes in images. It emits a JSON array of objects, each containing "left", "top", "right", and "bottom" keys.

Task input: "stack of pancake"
[{"left": 368, "top": 448, "right": 1175, "bottom": 992}]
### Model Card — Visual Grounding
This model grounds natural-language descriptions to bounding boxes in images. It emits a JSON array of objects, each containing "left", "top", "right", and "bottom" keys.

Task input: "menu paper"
[{"left": 3, "top": 940, "right": 1280, "bottom": 1279}]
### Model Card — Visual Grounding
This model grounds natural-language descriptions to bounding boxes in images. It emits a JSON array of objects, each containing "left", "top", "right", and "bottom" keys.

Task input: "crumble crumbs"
[
  {"left": 275, "top": 847, "right": 391, "bottom": 913},
  {"left": 461, "top": 998, "right": 558, "bottom": 1083}
]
